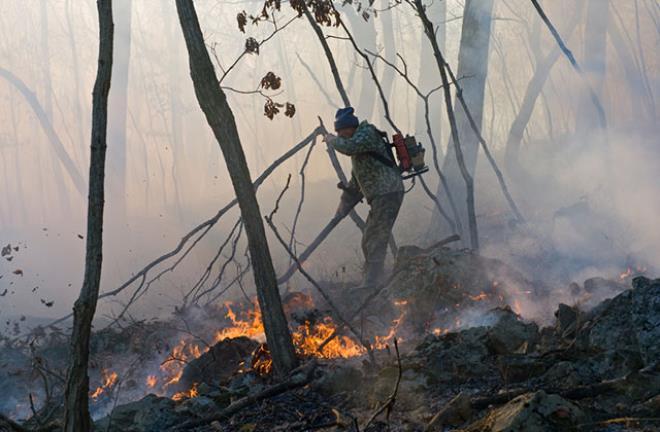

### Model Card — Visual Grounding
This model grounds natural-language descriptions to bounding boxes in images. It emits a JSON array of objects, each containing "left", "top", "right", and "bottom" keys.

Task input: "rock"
[
  {"left": 496, "top": 354, "right": 547, "bottom": 384},
  {"left": 175, "top": 336, "right": 258, "bottom": 392},
  {"left": 95, "top": 394, "right": 184, "bottom": 432},
  {"left": 576, "top": 276, "right": 660, "bottom": 376},
  {"left": 415, "top": 327, "right": 496, "bottom": 384},
  {"left": 314, "top": 363, "right": 364, "bottom": 396},
  {"left": 486, "top": 307, "right": 539, "bottom": 355},
  {"left": 175, "top": 395, "right": 218, "bottom": 418},
  {"left": 426, "top": 392, "right": 473, "bottom": 430},
  {"left": 554, "top": 303, "right": 577, "bottom": 337},
  {"left": 464, "top": 391, "right": 585, "bottom": 432}
]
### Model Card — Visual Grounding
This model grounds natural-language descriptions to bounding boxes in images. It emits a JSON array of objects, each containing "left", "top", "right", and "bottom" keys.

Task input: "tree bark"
[
  {"left": 433, "top": 0, "right": 493, "bottom": 244},
  {"left": 175, "top": 0, "right": 297, "bottom": 376},
  {"left": 62, "top": 1, "right": 113, "bottom": 430},
  {"left": 417, "top": 0, "right": 479, "bottom": 250}
]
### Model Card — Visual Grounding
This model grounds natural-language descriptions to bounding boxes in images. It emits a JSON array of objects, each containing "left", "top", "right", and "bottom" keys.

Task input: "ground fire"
[{"left": 1, "top": 0, "right": 658, "bottom": 431}]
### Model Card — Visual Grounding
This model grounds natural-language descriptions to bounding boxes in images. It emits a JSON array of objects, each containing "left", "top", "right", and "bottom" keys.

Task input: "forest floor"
[{"left": 0, "top": 244, "right": 658, "bottom": 432}]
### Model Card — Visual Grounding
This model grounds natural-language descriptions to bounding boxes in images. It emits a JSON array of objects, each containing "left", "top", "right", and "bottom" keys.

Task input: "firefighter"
[{"left": 324, "top": 107, "right": 404, "bottom": 287}]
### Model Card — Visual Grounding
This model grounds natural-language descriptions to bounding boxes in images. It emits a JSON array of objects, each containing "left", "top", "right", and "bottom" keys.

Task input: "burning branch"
[{"left": 168, "top": 360, "right": 318, "bottom": 430}]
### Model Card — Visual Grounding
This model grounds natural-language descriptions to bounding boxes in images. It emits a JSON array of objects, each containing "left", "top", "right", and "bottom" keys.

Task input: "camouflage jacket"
[{"left": 332, "top": 121, "right": 403, "bottom": 202}]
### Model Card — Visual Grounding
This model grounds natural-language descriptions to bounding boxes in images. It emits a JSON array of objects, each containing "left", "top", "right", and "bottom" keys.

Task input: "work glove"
[
  {"left": 323, "top": 133, "right": 337, "bottom": 145},
  {"left": 335, "top": 183, "right": 363, "bottom": 217}
]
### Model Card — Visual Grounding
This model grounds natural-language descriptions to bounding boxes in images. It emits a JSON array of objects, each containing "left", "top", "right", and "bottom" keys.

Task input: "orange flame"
[
  {"left": 146, "top": 375, "right": 158, "bottom": 389},
  {"left": 172, "top": 382, "right": 199, "bottom": 402},
  {"left": 469, "top": 292, "right": 488, "bottom": 301},
  {"left": 90, "top": 370, "right": 118, "bottom": 400}
]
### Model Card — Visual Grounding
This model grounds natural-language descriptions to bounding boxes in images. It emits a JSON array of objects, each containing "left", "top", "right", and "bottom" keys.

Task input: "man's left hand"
[{"left": 323, "top": 133, "right": 337, "bottom": 144}]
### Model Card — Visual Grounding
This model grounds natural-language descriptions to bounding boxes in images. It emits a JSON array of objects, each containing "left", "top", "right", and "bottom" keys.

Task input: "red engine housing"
[{"left": 392, "top": 133, "right": 411, "bottom": 171}]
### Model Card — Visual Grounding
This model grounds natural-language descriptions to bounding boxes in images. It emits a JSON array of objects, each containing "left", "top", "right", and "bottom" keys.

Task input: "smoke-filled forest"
[{"left": 0, "top": 0, "right": 658, "bottom": 431}]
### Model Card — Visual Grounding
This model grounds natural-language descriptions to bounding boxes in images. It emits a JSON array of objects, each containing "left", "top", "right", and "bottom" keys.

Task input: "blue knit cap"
[{"left": 334, "top": 107, "right": 359, "bottom": 131}]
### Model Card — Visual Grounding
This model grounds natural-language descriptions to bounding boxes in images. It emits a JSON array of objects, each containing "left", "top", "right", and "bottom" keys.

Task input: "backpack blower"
[{"left": 391, "top": 133, "right": 429, "bottom": 180}]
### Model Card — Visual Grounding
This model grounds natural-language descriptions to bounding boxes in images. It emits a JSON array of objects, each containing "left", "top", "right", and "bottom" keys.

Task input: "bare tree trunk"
[
  {"left": 578, "top": 0, "right": 609, "bottom": 133},
  {"left": 505, "top": 5, "right": 583, "bottom": 174},
  {"left": 433, "top": 0, "right": 491, "bottom": 246},
  {"left": 0, "top": 67, "right": 86, "bottom": 196},
  {"left": 62, "top": 1, "right": 113, "bottom": 430},
  {"left": 108, "top": 0, "right": 132, "bottom": 218},
  {"left": 415, "top": 0, "right": 445, "bottom": 148},
  {"left": 175, "top": 0, "right": 298, "bottom": 376},
  {"left": 415, "top": 0, "right": 479, "bottom": 251}
]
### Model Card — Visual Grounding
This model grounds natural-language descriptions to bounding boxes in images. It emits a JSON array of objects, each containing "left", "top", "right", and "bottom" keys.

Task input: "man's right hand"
[{"left": 336, "top": 189, "right": 363, "bottom": 217}]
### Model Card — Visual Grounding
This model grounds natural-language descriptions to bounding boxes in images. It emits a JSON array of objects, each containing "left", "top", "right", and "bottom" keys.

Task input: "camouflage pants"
[{"left": 362, "top": 191, "right": 403, "bottom": 282}]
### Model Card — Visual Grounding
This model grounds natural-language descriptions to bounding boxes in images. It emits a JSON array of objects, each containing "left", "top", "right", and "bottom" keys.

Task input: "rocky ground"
[{"left": 0, "top": 244, "right": 658, "bottom": 432}]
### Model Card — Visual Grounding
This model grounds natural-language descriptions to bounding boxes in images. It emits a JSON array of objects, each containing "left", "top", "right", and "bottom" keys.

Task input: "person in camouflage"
[{"left": 325, "top": 107, "right": 404, "bottom": 286}]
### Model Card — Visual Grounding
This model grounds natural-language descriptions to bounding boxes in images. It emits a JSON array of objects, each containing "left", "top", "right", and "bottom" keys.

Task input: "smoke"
[{"left": 0, "top": 0, "right": 658, "bottom": 334}]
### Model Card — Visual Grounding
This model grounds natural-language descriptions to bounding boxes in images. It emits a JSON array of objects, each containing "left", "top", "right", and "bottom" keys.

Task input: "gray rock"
[
  {"left": 577, "top": 276, "right": 660, "bottom": 374},
  {"left": 486, "top": 307, "right": 539, "bottom": 355},
  {"left": 464, "top": 391, "right": 585, "bottom": 432},
  {"left": 95, "top": 394, "right": 184, "bottom": 432}
]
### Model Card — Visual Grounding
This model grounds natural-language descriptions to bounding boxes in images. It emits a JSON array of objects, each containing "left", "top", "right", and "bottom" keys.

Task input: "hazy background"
[{"left": 0, "top": 0, "right": 658, "bottom": 328}]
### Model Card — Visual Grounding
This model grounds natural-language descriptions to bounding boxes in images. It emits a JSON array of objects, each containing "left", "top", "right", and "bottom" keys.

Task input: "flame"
[
  {"left": 469, "top": 292, "right": 488, "bottom": 301},
  {"left": 90, "top": 370, "right": 118, "bottom": 400},
  {"left": 160, "top": 339, "right": 204, "bottom": 390},
  {"left": 214, "top": 302, "right": 265, "bottom": 343},
  {"left": 172, "top": 382, "right": 199, "bottom": 402},
  {"left": 619, "top": 268, "right": 633, "bottom": 280},
  {"left": 432, "top": 327, "right": 449, "bottom": 336},
  {"left": 155, "top": 296, "right": 404, "bottom": 388},
  {"left": 512, "top": 299, "right": 523, "bottom": 315},
  {"left": 293, "top": 318, "right": 364, "bottom": 358},
  {"left": 146, "top": 375, "right": 158, "bottom": 389}
]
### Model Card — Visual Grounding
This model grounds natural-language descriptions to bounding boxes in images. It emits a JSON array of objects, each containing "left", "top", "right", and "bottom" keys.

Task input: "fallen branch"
[{"left": 169, "top": 360, "right": 318, "bottom": 430}]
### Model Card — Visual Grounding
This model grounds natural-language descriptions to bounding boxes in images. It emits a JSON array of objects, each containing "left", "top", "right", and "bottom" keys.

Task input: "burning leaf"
[
  {"left": 40, "top": 299, "right": 54, "bottom": 307},
  {"left": 12, "top": 269, "right": 23, "bottom": 276},
  {"left": 90, "top": 370, "right": 118, "bottom": 400},
  {"left": 0, "top": 289, "right": 7, "bottom": 297},
  {"left": 237, "top": 11, "right": 247, "bottom": 33},
  {"left": 284, "top": 102, "right": 296, "bottom": 118},
  {"left": 172, "top": 382, "right": 199, "bottom": 402},
  {"left": 146, "top": 375, "right": 158, "bottom": 388},
  {"left": 77, "top": 234, "right": 84, "bottom": 239},
  {"left": 250, "top": 343, "right": 273, "bottom": 376},
  {"left": 260, "top": 71, "right": 282, "bottom": 90},
  {"left": 245, "top": 37, "right": 259, "bottom": 55},
  {"left": 1, "top": 244, "right": 10, "bottom": 257}
]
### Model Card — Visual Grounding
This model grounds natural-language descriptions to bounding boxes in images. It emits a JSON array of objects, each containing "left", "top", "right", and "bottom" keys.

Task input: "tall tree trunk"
[
  {"left": 577, "top": 0, "right": 609, "bottom": 133},
  {"left": 0, "top": 68, "right": 86, "bottom": 196},
  {"left": 175, "top": 0, "right": 298, "bottom": 376},
  {"left": 108, "top": 0, "right": 132, "bottom": 218},
  {"left": 415, "top": 0, "right": 445, "bottom": 149},
  {"left": 62, "top": 1, "right": 113, "bottom": 430},
  {"left": 433, "top": 0, "right": 493, "bottom": 244},
  {"left": 505, "top": 5, "right": 583, "bottom": 175},
  {"left": 415, "top": 0, "right": 480, "bottom": 251}
]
